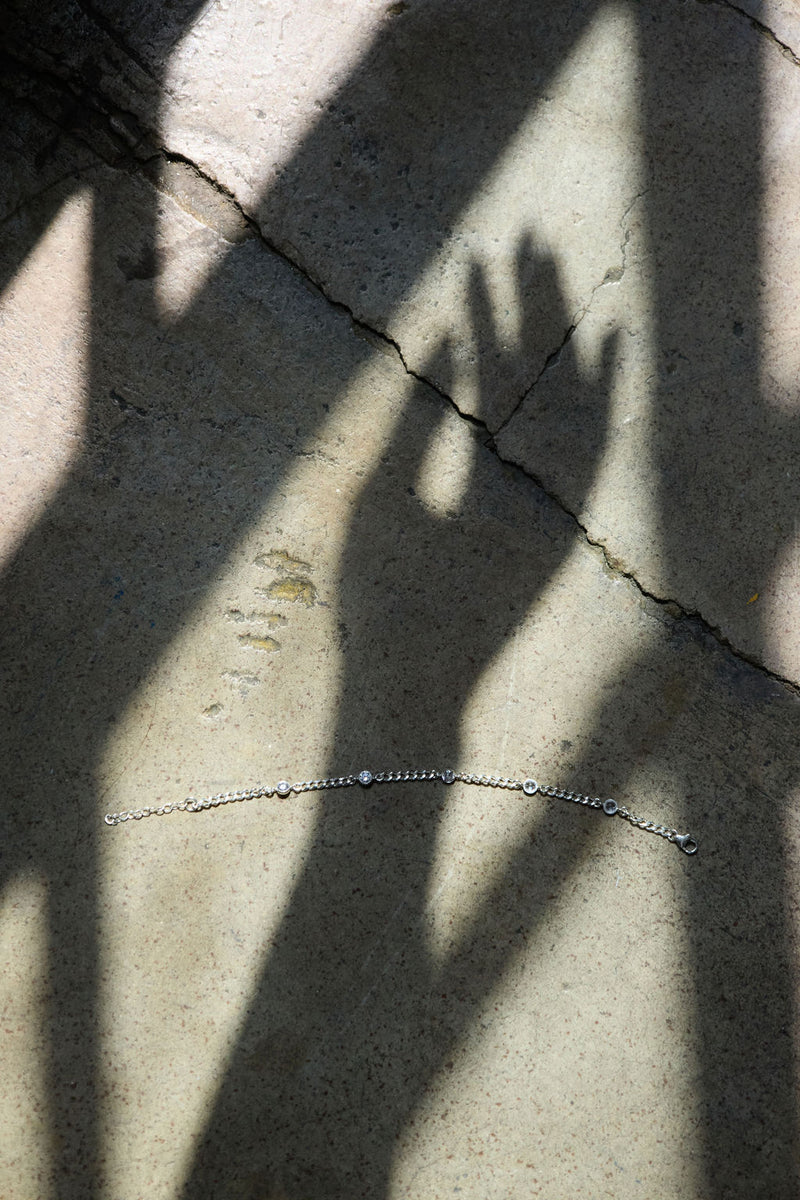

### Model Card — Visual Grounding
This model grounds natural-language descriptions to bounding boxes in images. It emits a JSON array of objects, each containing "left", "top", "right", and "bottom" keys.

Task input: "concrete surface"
[{"left": 2, "top": 2, "right": 800, "bottom": 1198}]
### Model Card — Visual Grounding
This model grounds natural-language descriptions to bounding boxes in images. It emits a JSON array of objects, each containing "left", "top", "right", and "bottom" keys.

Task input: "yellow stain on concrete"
[
  {"left": 254, "top": 549, "right": 314, "bottom": 575},
  {"left": 238, "top": 633, "right": 281, "bottom": 652},
  {"left": 259, "top": 578, "right": 318, "bottom": 607}
]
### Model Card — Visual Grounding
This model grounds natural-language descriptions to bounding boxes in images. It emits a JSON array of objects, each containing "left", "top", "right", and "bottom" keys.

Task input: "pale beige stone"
[
  {"left": 0, "top": 188, "right": 93, "bottom": 571},
  {"left": 498, "top": 3, "right": 800, "bottom": 688},
  {"left": 738, "top": 0, "right": 800, "bottom": 57},
  {"left": 158, "top": 0, "right": 388, "bottom": 210},
  {"left": 0, "top": 873, "right": 51, "bottom": 1200},
  {"left": 2, "top": 6, "right": 800, "bottom": 1200}
]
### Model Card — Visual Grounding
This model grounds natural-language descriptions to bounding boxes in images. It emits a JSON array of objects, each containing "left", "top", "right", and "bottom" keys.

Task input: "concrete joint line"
[{"left": 149, "top": 150, "right": 491, "bottom": 448}]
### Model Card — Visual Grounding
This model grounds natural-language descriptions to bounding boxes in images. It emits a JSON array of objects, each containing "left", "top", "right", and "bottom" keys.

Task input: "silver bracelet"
[{"left": 103, "top": 768, "right": 698, "bottom": 854}]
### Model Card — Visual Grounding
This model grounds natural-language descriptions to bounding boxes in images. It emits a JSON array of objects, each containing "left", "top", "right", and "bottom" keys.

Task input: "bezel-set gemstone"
[
  {"left": 522, "top": 779, "right": 538, "bottom": 795},
  {"left": 276, "top": 780, "right": 291, "bottom": 797},
  {"left": 442, "top": 769, "right": 456, "bottom": 784},
  {"left": 358, "top": 770, "right": 373, "bottom": 786},
  {"left": 603, "top": 798, "right": 618, "bottom": 815}
]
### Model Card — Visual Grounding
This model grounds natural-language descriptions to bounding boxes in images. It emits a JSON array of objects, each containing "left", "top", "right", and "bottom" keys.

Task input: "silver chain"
[{"left": 103, "top": 768, "right": 698, "bottom": 854}]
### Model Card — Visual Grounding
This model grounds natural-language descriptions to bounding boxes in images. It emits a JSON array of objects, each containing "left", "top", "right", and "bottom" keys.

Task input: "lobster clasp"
[{"left": 674, "top": 833, "right": 698, "bottom": 855}]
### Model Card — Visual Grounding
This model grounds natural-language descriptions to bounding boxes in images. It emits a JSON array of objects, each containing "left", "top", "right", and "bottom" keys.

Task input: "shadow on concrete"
[
  {"left": 0, "top": 1, "right": 798, "bottom": 1197},
  {"left": 179, "top": 290, "right": 619, "bottom": 1196}
]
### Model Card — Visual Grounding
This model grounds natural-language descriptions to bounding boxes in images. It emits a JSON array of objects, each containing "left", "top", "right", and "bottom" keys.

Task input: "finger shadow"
[{"left": 181, "top": 225, "right": 618, "bottom": 1197}]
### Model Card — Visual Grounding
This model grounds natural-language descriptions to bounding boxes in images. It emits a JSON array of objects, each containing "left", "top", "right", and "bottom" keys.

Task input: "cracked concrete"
[
  {"left": 53, "top": 0, "right": 799, "bottom": 692},
  {"left": 711, "top": 0, "right": 800, "bottom": 65},
  {"left": 9, "top": 0, "right": 796, "bottom": 685},
  {"left": 3, "top": 2, "right": 800, "bottom": 1200},
  {"left": 493, "top": 190, "right": 644, "bottom": 443},
  {"left": 495, "top": 2, "right": 800, "bottom": 687}
]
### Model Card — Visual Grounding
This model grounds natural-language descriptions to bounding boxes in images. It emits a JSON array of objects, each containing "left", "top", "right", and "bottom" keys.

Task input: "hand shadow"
[{"left": 181, "top": 239, "right": 622, "bottom": 1200}]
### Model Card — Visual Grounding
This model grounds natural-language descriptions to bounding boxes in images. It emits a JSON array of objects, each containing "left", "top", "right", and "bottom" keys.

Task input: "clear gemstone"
[
  {"left": 522, "top": 779, "right": 538, "bottom": 796},
  {"left": 358, "top": 770, "right": 373, "bottom": 786},
  {"left": 603, "top": 798, "right": 618, "bottom": 815},
  {"left": 276, "top": 780, "right": 291, "bottom": 797},
  {"left": 442, "top": 769, "right": 456, "bottom": 784}
]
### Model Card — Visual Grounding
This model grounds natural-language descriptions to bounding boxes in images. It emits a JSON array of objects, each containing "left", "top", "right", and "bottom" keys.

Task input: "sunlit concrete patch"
[
  {"left": 762, "top": 529, "right": 800, "bottom": 680},
  {"left": 396, "top": 855, "right": 703, "bottom": 1199},
  {"left": 161, "top": 0, "right": 385, "bottom": 209},
  {"left": 417, "top": 559, "right": 709, "bottom": 1193},
  {"left": 99, "top": 800, "right": 319, "bottom": 1199},
  {"left": 413, "top": 403, "right": 478, "bottom": 519},
  {"left": 151, "top": 159, "right": 252, "bottom": 320},
  {"left": 97, "top": 510, "right": 341, "bottom": 1198},
  {"left": 0, "top": 188, "right": 92, "bottom": 570},
  {"left": 388, "top": 2, "right": 645, "bottom": 428},
  {"left": 426, "top": 543, "right": 649, "bottom": 966},
  {"left": 0, "top": 872, "right": 51, "bottom": 1200},
  {"left": 154, "top": 0, "right": 387, "bottom": 314},
  {"left": 761, "top": 13, "right": 800, "bottom": 419},
  {"left": 759, "top": 11, "right": 800, "bottom": 684}
]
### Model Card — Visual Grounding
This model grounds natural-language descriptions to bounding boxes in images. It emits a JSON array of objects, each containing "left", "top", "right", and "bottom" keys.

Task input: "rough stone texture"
[
  {"left": 157, "top": 1, "right": 647, "bottom": 431},
  {"left": 2, "top": 3, "right": 800, "bottom": 1200},
  {"left": 497, "top": 1, "right": 800, "bottom": 686},
  {"left": 735, "top": 0, "right": 800, "bottom": 58}
]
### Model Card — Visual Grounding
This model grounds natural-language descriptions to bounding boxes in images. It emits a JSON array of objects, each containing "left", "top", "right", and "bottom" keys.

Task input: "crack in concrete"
[
  {"left": 487, "top": 441, "right": 800, "bottom": 698},
  {"left": 101, "top": 147, "right": 800, "bottom": 697},
  {"left": 157, "top": 151, "right": 419, "bottom": 344},
  {"left": 5, "top": 48, "right": 796, "bottom": 697},
  {"left": 152, "top": 150, "right": 497, "bottom": 452},
  {"left": 701, "top": 0, "right": 800, "bottom": 66},
  {"left": 493, "top": 320, "right": 577, "bottom": 440},
  {"left": 493, "top": 188, "right": 645, "bottom": 442}
]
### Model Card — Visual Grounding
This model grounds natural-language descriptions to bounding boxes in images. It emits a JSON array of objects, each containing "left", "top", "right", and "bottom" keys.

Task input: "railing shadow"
[
  {"left": 640, "top": 8, "right": 800, "bottom": 1191},
  {"left": 0, "top": 1, "right": 798, "bottom": 1197},
  {"left": 180, "top": 288, "right": 619, "bottom": 1195}
]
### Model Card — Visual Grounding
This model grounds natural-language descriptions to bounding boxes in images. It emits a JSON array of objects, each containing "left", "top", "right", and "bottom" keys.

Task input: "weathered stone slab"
[
  {"left": 9, "top": 1, "right": 800, "bottom": 685},
  {"left": 156, "top": 1, "right": 646, "bottom": 430},
  {"left": 2, "top": 12, "right": 800, "bottom": 1200},
  {"left": 497, "top": 4, "right": 800, "bottom": 687},
  {"left": 736, "top": 0, "right": 800, "bottom": 57}
]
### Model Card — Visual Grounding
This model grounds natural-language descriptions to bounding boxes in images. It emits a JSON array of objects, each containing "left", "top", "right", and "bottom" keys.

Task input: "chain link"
[{"left": 103, "top": 767, "right": 697, "bottom": 854}]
